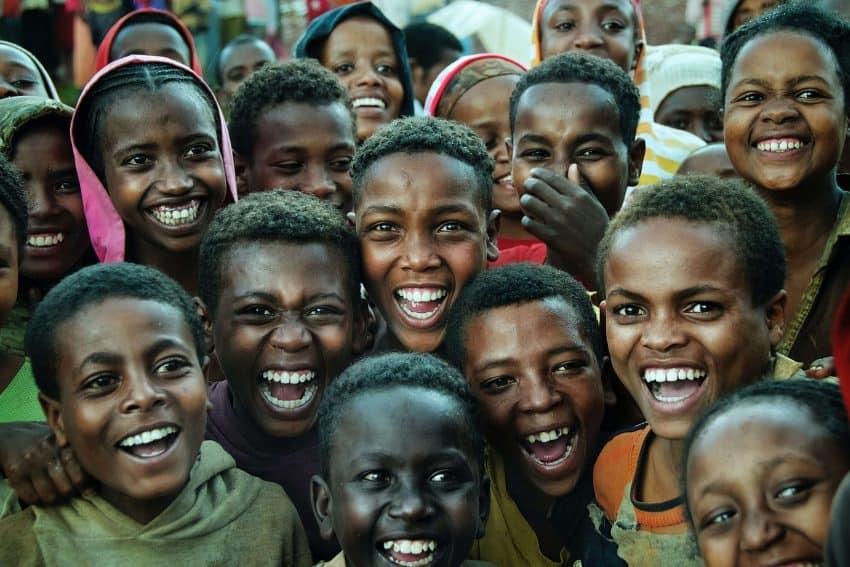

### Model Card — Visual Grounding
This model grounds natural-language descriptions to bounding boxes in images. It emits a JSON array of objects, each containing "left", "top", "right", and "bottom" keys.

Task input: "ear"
[
  {"left": 485, "top": 209, "right": 501, "bottom": 262},
  {"left": 600, "top": 356, "right": 618, "bottom": 408},
  {"left": 311, "top": 475, "right": 337, "bottom": 542},
  {"left": 476, "top": 472, "right": 491, "bottom": 539},
  {"left": 194, "top": 297, "right": 215, "bottom": 355},
  {"left": 627, "top": 137, "right": 646, "bottom": 187},
  {"left": 764, "top": 290, "right": 787, "bottom": 349},
  {"left": 351, "top": 295, "right": 375, "bottom": 354},
  {"left": 39, "top": 393, "right": 68, "bottom": 448},
  {"left": 233, "top": 151, "right": 250, "bottom": 196}
]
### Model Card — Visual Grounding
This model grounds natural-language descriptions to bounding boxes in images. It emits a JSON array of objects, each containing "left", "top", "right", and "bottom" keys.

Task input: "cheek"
[
  {"left": 697, "top": 532, "right": 735, "bottom": 566},
  {"left": 387, "top": 77, "right": 405, "bottom": 114}
]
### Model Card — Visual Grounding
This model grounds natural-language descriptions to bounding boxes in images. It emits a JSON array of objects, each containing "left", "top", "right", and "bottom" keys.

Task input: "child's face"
[
  {"left": 240, "top": 102, "right": 356, "bottom": 211},
  {"left": 101, "top": 83, "right": 227, "bottom": 256},
  {"left": 218, "top": 40, "right": 275, "bottom": 102},
  {"left": 43, "top": 297, "right": 209, "bottom": 523},
  {"left": 314, "top": 386, "right": 486, "bottom": 567},
  {"left": 677, "top": 143, "right": 738, "bottom": 179},
  {"left": 511, "top": 81, "right": 642, "bottom": 217},
  {"left": 539, "top": 0, "right": 640, "bottom": 72},
  {"left": 12, "top": 121, "right": 89, "bottom": 282},
  {"left": 0, "top": 44, "right": 49, "bottom": 99},
  {"left": 0, "top": 206, "right": 18, "bottom": 325},
  {"left": 320, "top": 16, "right": 405, "bottom": 141},
  {"left": 449, "top": 75, "right": 522, "bottom": 218},
  {"left": 353, "top": 152, "right": 498, "bottom": 353},
  {"left": 724, "top": 31, "right": 848, "bottom": 193},
  {"left": 655, "top": 86, "right": 723, "bottom": 144},
  {"left": 207, "top": 240, "right": 365, "bottom": 439},
  {"left": 602, "top": 218, "right": 785, "bottom": 441},
  {"left": 686, "top": 401, "right": 849, "bottom": 567},
  {"left": 111, "top": 23, "right": 191, "bottom": 66},
  {"left": 462, "top": 297, "right": 605, "bottom": 498}
]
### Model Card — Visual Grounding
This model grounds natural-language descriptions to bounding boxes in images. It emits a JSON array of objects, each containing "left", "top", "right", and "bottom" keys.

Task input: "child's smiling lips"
[
  {"left": 640, "top": 363, "right": 708, "bottom": 413},
  {"left": 518, "top": 422, "right": 578, "bottom": 476},
  {"left": 393, "top": 286, "right": 449, "bottom": 328},
  {"left": 377, "top": 536, "right": 440, "bottom": 567},
  {"left": 256, "top": 366, "right": 320, "bottom": 415},
  {"left": 116, "top": 422, "right": 181, "bottom": 460}
]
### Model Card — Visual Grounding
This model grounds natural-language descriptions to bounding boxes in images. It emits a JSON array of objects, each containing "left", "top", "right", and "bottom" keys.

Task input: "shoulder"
[{"left": 593, "top": 424, "right": 650, "bottom": 521}]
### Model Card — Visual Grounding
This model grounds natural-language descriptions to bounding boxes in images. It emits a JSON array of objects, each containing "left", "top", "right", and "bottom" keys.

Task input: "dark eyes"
[
  {"left": 551, "top": 18, "right": 626, "bottom": 33},
  {"left": 238, "top": 304, "right": 275, "bottom": 318},
  {"left": 612, "top": 304, "right": 645, "bottom": 318},
  {"left": 123, "top": 154, "right": 152, "bottom": 167},
  {"left": 480, "top": 375, "right": 516, "bottom": 392},
  {"left": 57, "top": 179, "right": 80, "bottom": 194},
  {"left": 154, "top": 357, "right": 193, "bottom": 375},
  {"left": 83, "top": 374, "right": 119, "bottom": 391}
]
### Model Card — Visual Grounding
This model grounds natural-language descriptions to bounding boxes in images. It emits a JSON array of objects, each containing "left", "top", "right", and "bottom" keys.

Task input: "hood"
[
  {"left": 70, "top": 55, "right": 238, "bottom": 263},
  {"left": 293, "top": 1, "right": 415, "bottom": 118},
  {"left": 0, "top": 96, "right": 73, "bottom": 158},
  {"left": 0, "top": 40, "right": 61, "bottom": 101},
  {"left": 424, "top": 53, "right": 526, "bottom": 118},
  {"left": 722, "top": 0, "right": 745, "bottom": 38},
  {"left": 644, "top": 43, "right": 721, "bottom": 115},
  {"left": 95, "top": 9, "right": 203, "bottom": 75}
]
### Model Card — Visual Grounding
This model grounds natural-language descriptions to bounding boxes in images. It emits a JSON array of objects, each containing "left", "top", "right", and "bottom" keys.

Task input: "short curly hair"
[
  {"left": 317, "top": 352, "right": 484, "bottom": 478},
  {"left": 25, "top": 262, "right": 205, "bottom": 400},
  {"left": 509, "top": 51, "right": 641, "bottom": 145},
  {"left": 0, "top": 153, "right": 27, "bottom": 255},
  {"left": 198, "top": 190, "right": 361, "bottom": 314},
  {"left": 350, "top": 116, "right": 493, "bottom": 209},
  {"left": 721, "top": 2, "right": 850, "bottom": 108},
  {"left": 228, "top": 59, "right": 356, "bottom": 160},
  {"left": 596, "top": 175, "right": 786, "bottom": 307},
  {"left": 444, "top": 263, "right": 603, "bottom": 369}
]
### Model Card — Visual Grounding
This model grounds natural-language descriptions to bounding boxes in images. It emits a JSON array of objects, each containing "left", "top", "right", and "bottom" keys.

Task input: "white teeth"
[
  {"left": 381, "top": 539, "right": 438, "bottom": 567},
  {"left": 525, "top": 426, "right": 570, "bottom": 445},
  {"left": 642, "top": 368, "right": 706, "bottom": 384},
  {"left": 118, "top": 425, "right": 178, "bottom": 448},
  {"left": 259, "top": 379, "right": 318, "bottom": 410},
  {"left": 756, "top": 139, "right": 803, "bottom": 152},
  {"left": 261, "top": 370, "right": 315, "bottom": 384},
  {"left": 27, "top": 233, "right": 65, "bottom": 247},
  {"left": 395, "top": 288, "right": 448, "bottom": 302},
  {"left": 352, "top": 97, "right": 386, "bottom": 109},
  {"left": 150, "top": 200, "right": 200, "bottom": 226}
]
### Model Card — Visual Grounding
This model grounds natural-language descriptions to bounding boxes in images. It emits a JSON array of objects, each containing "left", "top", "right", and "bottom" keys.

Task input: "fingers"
[{"left": 60, "top": 446, "right": 87, "bottom": 490}]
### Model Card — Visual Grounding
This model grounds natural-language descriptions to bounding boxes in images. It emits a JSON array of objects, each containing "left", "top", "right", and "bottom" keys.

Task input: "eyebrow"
[
  {"left": 516, "top": 133, "right": 551, "bottom": 146},
  {"left": 734, "top": 75, "right": 833, "bottom": 90},
  {"left": 112, "top": 142, "right": 156, "bottom": 160},
  {"left": 696, "top": 455, "right": 823, "bottom": 498},
  {"left": 607, "top": 285, "right": 724, "bottom": 301},
  {"left": 473, "top": 346, "right": 588, "bottom": 374},
  {"left": 145, "top": 337, "right": 192, "bottom": 358},
  {"left": 575, "top": 133, "right": 616, "bottom": 146}
]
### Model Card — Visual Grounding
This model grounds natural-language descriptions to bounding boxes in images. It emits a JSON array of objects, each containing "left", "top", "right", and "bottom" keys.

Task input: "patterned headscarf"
[{"left": 424, "top": 54, "right": 526, "bottom": 119}]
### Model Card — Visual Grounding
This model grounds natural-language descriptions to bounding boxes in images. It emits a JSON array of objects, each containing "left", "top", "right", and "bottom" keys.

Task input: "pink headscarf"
[{"left": 70, "top": 55, "right": 238, "bottom": 263}]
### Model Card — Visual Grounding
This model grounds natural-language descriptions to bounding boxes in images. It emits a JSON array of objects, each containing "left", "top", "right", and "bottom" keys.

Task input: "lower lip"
[
  {"left": 117, "top": 432, "right": 180, "bottom": 469},
  {"left": 377, "top": 546, "right": 441, "bottom": 567},
  {"left": 256, "top": 376, "right": 320, "bottom": 421},
  {"left": 146, "top": 201, "right": 206, "bottom": 234},
  {"left": 754, "top": 144, "right": 808, "bottom": 161},
  {"left": 520, "top": 430, "right": 580, "bottom": 481},
  {"left": 354, "top": 106, "right": 388, "bottom": 119},
  {"left": 25, "top": 239, "right": 66, "bottom": 256},
  {"left": 392, "top": 294, "right": 449, "bottom": 330},
  {"left": 643, "top": 377, "right": 708, "bottom": 417}
]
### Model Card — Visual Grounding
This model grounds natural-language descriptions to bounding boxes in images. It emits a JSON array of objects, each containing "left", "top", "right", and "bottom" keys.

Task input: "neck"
[
  {"left": 99, "top": 485, "right": 178, "bottom": 525},
  {"left": 504, "top": 462, "right": 562, "bottom": 561},
  {"left": 642, "top": 434, "right": 685, "bottom": 504},
  {"left": 128, "top": 237, "right": 200, "bottom": 295}
]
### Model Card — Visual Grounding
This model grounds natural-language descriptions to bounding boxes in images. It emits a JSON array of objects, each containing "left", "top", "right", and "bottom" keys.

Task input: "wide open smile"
[
  {"left": 117, "top": 424, "right": 180, "bottom": 459},
  {"left": 378, "top": 538, "right": 439, "bottom": 567},
  {"left": 641, "top": 366, "right": 708, "bottom": 414},
  {"left": 258, "top": 368, "right": 319, "bottom": 412},
  {"left": 146, "top": 198, "right": 205, "bottom": 230},
  {"left": 519, "top": 425, "right": 577, "bottom": 472},
  {"left": 393, "top": 287, "right": 449, "bottom": 328}
]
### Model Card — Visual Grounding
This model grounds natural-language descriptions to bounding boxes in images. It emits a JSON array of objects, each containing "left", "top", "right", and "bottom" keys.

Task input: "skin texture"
[
  {"left": 0, "top": 205, "right": 17, "bottom": 325},
  {"left": 677, "top": 143, "right": 738, "bottom": 179},
  {"left": 655, "top": 85, "right": 723, "bottom": 143},
  {"left": 237, "top": 102, "right": 356, "bottom": 210},
  {"left": 0, "top": 45, "right": 49, "bottom": 99},
  {"left": 724, "top": 31, "right": 847, "bottom": 194},
  {"left": 217, "top": 39, "right": 275, "bottom": 107},
  {"left": 312, "top": 387, "right": 487, "bottom": 567},
  {"left": 41, "top": 298, "right": 209, "bottom": 525},
  {"left": 539, "top": 0, "right": 641, "bottom": 72},
  {"left": 686, "top": 401, "right": 850, "bottom": 567},
  {"left": 320, "top": 17, "right": 405, "bottom": 142},
  {"left": 100, "top": 83, "right": 227, "bottom": 264},
  {"left": 109, "top": 23, "right": 191, "bottom": 65},
  {"left": 202, "top": 240, "right": 367, "bottom": 439},
  {"left": 462, "top": 298, "right": 605, "bottom": 499},
  {"left": 352, "top": 152, "right": 498, "bottom": 353},
  {"left": 12, "top": 121, "right": 89, "bottom": 283},
  {"left": 510, "top": 81, "right": 644, "bottom": 285},
  {"left": 730, "top": 0, "right": 782, "bottom": 32},
  {"left": 449, "top": 74, "right": 529, "bottom": 240},
  {"left": 411, "top": 48, "right": 461, "bottom": 106}
]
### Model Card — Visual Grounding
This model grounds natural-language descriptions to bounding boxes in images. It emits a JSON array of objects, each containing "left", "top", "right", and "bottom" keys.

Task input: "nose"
[
  {"left": 572, "top": 24, "right": 604, "bottom": 50},
  {"left": 640, "top": 310, "right": 687, "bottom": 352},
  {"left": 693, "top": 120, "right": 712, "bottom": 144},
  {"left": 27, "top": 184, "right": 60, "bottom": 220},
  {"left": 120, "top": 372, "right": 167, "bottom": 413},
  {"left": 352, "top": 61, "right": 382, "bottom": 87},
  {"left": 400, "top": 231, "right": 441, "bottom": 272},
  {"left": 302, "top": 166, "right": 338, "bottom": 202},
  {"left": 493, "top": 137, "right": 510, "bottom": 166},
  {"left": 518, "top": 373, "right": 563, "bottom": 413},
  {"left": 741, "top": 508, "right": 783, "bottom": 554},
  {"left": 387, "top": 479, "right": 434, "bottom": 522},
  {"left": 159, "top": 159, "right": 193, "bottom": 195},
  {"left": 761, "top": 95, "right": 799, "bottom": 124},
  {"left": 269, "top": 318, "right": 311, "bottom": 352}
]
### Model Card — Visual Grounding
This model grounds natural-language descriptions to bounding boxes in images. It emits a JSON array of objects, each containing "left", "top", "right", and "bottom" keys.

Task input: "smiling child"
[
  {"left": 294, "top": 1, "right": 414, "bottom": 143},
  {"left": 198, "top": 189, "right": 369, "bottom": 560},
  {"left": 349, "top": 116, "right": 499, "bottom": 354},
  {"left": 684, "top": 379, "right": 850, "bottom": 567},
  {"left": 0, "top": 262, "right": 311, "bottom": 565},
  {"left": 71, "top": 55, "right": 238, "bottom": 295},
  {"left": 311, "top": 352, "right": 493, "bottom": 567},
  {"left": 721, "top": 3, "right": 850, "bottom": 368},
  {"left": 445, "top": 263, "right": 613, "bottom": 566},
  {"left": 228, "top": 59, "right": 357, "bottom": 208},
  {"left": 594, "top": 175, "right": 799, "bottom": 565}
]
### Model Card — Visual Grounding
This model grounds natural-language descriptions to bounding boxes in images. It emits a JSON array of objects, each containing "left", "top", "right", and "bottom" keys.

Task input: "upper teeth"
[
  {"left": 382, "top": 539, "right": 437, "bottom": 566},
  {"left": 395, "top": 288, "right": 447, "bottom": 302},
  {"left": 27, "top": 233, "right": 64, "bottom": 247},
  {"left": 151, "top": 200, "right": 200, "bottom": 225},
  {"left": 262, "top": 370, "right": 315, "bottom": 384},
  {"left": 756, "top": 139, "right": 803, "bottom": 152},
  {"left": 643, "top": 368, "right": 706, "bottom": 383},
  {"left": 525, "top": 427, "right": 570, "bottom": 445},
  {"left": 352, "top": 97, "right": 386, "bottom": 109},
  {"left": 118, "top": 425, "right": 177, "bottom": 447}
]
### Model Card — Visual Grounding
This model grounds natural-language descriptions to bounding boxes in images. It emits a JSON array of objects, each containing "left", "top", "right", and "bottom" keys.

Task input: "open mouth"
[
  {"left": 27, "top": 232, "right": 65, "bottom": 248},
  {"left": 352, "top": 97, "right": 387, "bottom": 110},
  {"left": 520, "top": 426, "right": 575, "bottom": 467},
  {"left": 754, "top": 137, "right": 808, "bottom": 154},
  {"left": 642, "top": 367, "right": 706, "bottom": 404},
  {"left": 258, "top": 369, "right": 318, "bottom": 410},
  {"left": 379, "top": 539, "right": 438, "bottom": 567},
  {"left": 148, "top": 199, "right": 202, "bottom": 227},
  {"left": 117, "top": 425, "right": 180, "bottom": 459},
  {"left": 394, "top": 287, "right": 448, "bottom": 323}
]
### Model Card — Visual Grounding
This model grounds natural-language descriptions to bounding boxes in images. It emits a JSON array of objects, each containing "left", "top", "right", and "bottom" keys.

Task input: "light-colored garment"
[
  {"left": 0, "top": 41, "right": 61, "bottom": 100},
  {"left": 0, "top": 440, "right": 312, "bottom": 566},
  {"left": 0, "top": 358, "right": 44, "bottom": 423}
]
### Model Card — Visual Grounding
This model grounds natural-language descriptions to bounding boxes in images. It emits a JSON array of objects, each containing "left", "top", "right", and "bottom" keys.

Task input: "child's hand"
[
  {"left": 0, "top": 422, "right": 87, "bottom": 505},
  {"left": 806, "top": 356, "right": 835, "bottom": 379},
  {"left": 520, "top": 165, "right": 609, "bottom": 288}
]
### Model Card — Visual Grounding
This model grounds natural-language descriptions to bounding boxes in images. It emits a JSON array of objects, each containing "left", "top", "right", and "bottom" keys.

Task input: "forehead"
[
  {"left": 255, "top": 102, "right": 355, "bottom": 148},
  {"left": 543, "top": 0, "right": 636, "bottom": 21},
  {"left": 103, "top": 82, "right": 215, "bottom": 141},
  {"left": 450, "top": 74, "right": 519, "bottom": 122},
  {"left": 323, "top": 17, "right": 396, "bottom": 59},
  {"left": 112, "top": 23, "right": 188, "bottom": 54},
  {"left": 0, "top": 45, "right": 39, "bottom": 73},
  {"left": 678, "top": 146, "right": 736, "bottom": 177},
  {"left": 659, "top": 85, "right": 720, "bottom": 113},
  {"left": 12, "top": 116, "right": 71, "bottom": 154},
  {"left": 358, "top": 152, "right": 484, "bottom": 214},
  {"left": 221, "top": 41, "right": 274, "bottom": 72},
  {"left": 515, "top": 82, "right": 623, "bottom": 140}
]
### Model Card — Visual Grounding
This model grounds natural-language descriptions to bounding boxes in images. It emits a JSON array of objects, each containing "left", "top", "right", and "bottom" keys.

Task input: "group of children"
[{"left": 0, "top": 0, "right": 849, "bottom": 566}]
